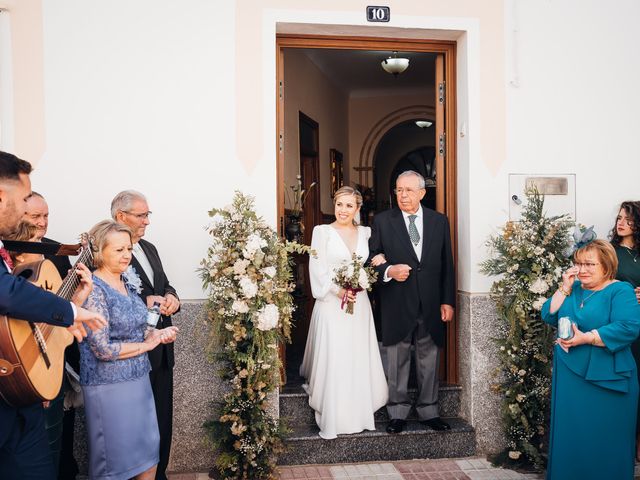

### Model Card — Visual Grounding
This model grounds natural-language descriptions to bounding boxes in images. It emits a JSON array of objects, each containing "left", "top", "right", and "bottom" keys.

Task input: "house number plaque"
[{"left": 367, "top": 6, "right": 390, "bottom": 22}]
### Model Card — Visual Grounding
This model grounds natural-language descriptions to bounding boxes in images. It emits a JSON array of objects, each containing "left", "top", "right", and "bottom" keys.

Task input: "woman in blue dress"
[
  {"left": 80, "top": 220, "right": 179, "bottom": 480},
  {"left": 542, "top": 239, "right": 640, "bottom": 480}
]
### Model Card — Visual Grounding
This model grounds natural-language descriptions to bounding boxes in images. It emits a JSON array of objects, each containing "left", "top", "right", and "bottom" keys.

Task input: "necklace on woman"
[
  {"left": 580, "top": 289, "right": 599, "bottom": 309},
  {"left": 623, "top": 246, "right": 638, "bottom": 263}
]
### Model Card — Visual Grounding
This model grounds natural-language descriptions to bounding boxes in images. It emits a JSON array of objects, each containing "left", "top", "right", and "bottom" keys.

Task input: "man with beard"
[{"left": 0, "top": 151, "right": 106, "bottom": 480}]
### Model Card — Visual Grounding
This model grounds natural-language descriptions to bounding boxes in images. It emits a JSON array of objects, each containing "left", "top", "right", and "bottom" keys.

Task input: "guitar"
[{"left": 0, "top": 236, "right": 92, "bottom": 407}]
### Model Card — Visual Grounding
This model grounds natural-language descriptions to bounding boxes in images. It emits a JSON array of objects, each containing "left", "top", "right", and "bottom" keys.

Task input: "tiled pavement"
[
  {"left": 167, "top": 458, "right": 640, "bottom": 480},
  {"left": 167, "top": 458, "right": 545, "bottom": 480}
]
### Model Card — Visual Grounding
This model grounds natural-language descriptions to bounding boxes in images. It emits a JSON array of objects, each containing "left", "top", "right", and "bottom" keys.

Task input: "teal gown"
[{"left": 542, "top": 281, "right": 640, "bottom": 480}]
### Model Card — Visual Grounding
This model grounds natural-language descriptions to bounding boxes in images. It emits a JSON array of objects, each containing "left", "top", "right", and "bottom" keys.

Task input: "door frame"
[{"left": 276, "top": 34, "right": 458, "bottom": 384}]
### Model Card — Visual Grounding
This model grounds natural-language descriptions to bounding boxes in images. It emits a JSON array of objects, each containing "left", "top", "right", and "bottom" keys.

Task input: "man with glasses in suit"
[{"left": 111, "top": 190, "right": 180, "bottom": 480}]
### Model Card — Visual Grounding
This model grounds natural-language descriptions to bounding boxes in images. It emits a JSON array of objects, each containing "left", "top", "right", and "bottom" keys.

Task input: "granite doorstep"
[{"left": 280, "top": 418, "right": 475, "bottom": 465}]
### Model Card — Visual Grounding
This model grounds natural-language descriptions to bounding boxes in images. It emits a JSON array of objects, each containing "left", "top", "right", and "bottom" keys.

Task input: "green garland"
[
  {"left": 480, "top": 190, "right": 573, "bottom": 470},
  {"left": 200, "top": 192, "right": 311, "bottom": 479}
]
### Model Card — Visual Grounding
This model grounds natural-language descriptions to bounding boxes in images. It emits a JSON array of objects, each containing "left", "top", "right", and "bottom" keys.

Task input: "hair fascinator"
[{"left": 567, "top": 224, "right": 597, "bottom": 256}]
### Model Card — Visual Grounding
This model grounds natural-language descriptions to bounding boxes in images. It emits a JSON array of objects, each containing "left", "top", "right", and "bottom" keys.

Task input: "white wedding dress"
[{"left": 299, "top": 224, "right": 388, "bottom": 439}]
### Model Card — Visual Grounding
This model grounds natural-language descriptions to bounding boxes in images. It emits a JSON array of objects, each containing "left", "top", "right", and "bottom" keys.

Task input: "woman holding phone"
[{"left": 541, "top": 240, "right": 640, "bottom": 479}]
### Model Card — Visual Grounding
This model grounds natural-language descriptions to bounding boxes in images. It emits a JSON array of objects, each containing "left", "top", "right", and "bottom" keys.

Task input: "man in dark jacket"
[
  {"left": 369, "top": 170, "right": 455, "bottom": 434},
  {"left": 24, "top": 191, "right": 78, "bottom": 479},
  {"left": 0, "top": 151, "right": 105, "bottom": 480},
  {"left": 112, "top": 190, "right": 179, "bottom": 480}
]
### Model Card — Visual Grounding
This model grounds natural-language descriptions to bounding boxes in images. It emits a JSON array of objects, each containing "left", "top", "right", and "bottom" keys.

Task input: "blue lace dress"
[{"left": 80, "top": 275, "right": 159, "bottom": 480}]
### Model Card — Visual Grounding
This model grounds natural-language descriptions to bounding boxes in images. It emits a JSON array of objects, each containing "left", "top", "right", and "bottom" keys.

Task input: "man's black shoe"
[
  {"left": 420, "top": 417, "right": 451, "bottom": 431},
  {"left": 386, "top": 419, "right": 406, "bottom": 434}
]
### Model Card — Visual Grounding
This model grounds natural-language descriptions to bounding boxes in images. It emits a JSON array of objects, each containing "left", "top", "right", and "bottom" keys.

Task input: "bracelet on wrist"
[{"left": 558, "top": 284, "right": 571, "bottom": 296}]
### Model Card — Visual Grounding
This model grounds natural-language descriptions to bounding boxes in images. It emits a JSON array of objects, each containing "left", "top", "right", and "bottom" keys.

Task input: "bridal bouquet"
[{"left": 333, "top": 253, "right": 378, "bottom": 314}]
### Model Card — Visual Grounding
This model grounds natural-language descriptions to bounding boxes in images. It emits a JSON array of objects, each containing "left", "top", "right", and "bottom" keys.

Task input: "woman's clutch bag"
[{"left": 557, "top": 316, "right": 574, "bottom": 340}]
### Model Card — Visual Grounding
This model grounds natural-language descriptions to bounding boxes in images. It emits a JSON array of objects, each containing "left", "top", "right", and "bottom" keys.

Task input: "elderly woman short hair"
[
  {"left": 79, "top": 220, "right": 177, "bottom": 480},
  {"left": 541, "top": 239, "right": 640, "bottom": 479}
]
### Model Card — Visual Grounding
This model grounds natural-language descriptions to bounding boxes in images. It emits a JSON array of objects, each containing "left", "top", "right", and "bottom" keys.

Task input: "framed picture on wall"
[{"left": 330, "top": 149, "right": 344, "bottom": 196}]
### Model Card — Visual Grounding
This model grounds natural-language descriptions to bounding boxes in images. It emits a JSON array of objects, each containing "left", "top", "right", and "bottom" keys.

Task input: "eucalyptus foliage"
[
  {"left": 480, "top": 190, "right": 573, "bottom": 470},
  {"left": 200, "top": 192, "right": 312, "bottom": 479}
]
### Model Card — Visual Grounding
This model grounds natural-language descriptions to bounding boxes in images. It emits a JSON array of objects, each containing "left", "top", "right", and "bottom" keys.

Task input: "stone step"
[
  {"left": 280, "top": 384, "right": 462, "bottom": 426},
  {"left": 279, "top": 417, "right": 476, "bottom": 465}
]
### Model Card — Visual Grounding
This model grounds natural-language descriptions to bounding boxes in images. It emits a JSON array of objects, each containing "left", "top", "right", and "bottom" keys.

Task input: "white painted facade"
[{"left": 0, "top": 0, "right": 638, "bottom": 300}]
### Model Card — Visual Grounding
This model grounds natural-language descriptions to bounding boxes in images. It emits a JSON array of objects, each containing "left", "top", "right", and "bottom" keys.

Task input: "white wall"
[
  {"left": 31, "top": 0, "right": 239, "bottom": 299},
  {"left": 501, "top": 0, "right": 640, "bottom": 274}
]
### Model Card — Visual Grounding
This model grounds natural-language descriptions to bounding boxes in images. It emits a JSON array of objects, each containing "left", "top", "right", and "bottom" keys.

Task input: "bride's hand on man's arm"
[{"left": 370, "top": 254, "right": 387, "bottom": 267}]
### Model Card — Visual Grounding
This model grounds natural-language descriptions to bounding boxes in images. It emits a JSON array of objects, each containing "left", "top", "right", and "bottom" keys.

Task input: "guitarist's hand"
[
  {"left": 70, "top": 263, "right": 93, "bottom": 307},
  {"left": 67, "top": 307, "right": 107, "bottom": 342}
]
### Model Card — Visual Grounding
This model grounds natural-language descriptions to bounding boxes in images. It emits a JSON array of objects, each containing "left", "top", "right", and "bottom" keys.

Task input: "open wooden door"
[
  {"left": 434, "top": 52, "right": 458, "bottom": 383},
  {"left": 277, "top": 35, "right": 458, "bottom": 385}
]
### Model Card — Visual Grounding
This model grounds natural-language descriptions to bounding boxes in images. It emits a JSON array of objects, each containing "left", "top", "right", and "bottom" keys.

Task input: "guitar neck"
[{"left": 56, "top": 248, "right": 93, "bottom": 301}]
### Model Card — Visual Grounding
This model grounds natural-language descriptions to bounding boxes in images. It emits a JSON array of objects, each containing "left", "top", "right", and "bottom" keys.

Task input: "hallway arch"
[{"left": 356, "top": 105, "right": 435, "bottom": 188}]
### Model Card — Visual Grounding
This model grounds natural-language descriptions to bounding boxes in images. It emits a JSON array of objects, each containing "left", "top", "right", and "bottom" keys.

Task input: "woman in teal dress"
[
  {"left": 609, "top": 200, "right": 640, "bottom": 459},
  {"left": 542, "top": 240, "right": 640, "bottom": 480}
]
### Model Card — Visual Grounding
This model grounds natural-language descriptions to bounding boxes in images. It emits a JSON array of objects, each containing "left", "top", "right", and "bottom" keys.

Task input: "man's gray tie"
[{"left": 408, "top": 215, "right": 420, "bottom": 246}]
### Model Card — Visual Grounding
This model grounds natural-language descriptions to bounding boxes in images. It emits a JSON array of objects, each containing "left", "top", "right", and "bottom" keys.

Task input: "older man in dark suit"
[
  {"left": 0, "top": 151, "right": 105, "bottom": 480},
  {"left": 369, "top": 170, "right": 455, "bottom": 434},
  {"left": 24, "top": 191, "right": 78, "bottom": 480},
  {"left": 112, "top": 190, "right": 179, "bottom": 480}
]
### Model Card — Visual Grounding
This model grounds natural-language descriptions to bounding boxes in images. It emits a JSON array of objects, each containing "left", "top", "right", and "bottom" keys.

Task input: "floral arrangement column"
[
  {"left": 480, "top": 189, "right": 573, "bottom": 470},
  {"left": 200, "top": 192, "right": 311, "bottom": 479}
]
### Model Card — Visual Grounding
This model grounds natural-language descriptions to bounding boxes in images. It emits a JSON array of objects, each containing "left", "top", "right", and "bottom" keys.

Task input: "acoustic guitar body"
[{"left": 0, "top": 259, "right": 73, "bottom": 407}]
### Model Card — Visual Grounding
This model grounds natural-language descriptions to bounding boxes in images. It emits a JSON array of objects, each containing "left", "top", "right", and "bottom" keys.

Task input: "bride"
[{"left": 300, "top": 186, "right": 388, "bottom": 439}]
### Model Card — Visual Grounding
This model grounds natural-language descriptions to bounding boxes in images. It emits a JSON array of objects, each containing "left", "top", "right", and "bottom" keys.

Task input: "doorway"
[{"left": 277, "top": 34, "right": 458, "bottom": 385}]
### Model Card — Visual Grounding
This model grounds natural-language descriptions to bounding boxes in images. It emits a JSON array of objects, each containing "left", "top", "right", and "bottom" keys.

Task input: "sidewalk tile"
[
  {"left": 330, "top": 465, "right": 349, "bottom": 478},
  {"left": 454, "top": 460, "right": 474, "bottom": 471},
  {"left": 278, "top": 469, "right": 295, "bottom": 479},
  {"left": 379, "top": 463, "right": 399, "bottom": 474},
  {"left": 316, "top": 466, "right": 333, "bottom": 478},
  {"left": 344, "top": 464, "right": 360, "bottom": 476},
  {"left": 356, "top": 464, "right": 373, "bottom": 475}
]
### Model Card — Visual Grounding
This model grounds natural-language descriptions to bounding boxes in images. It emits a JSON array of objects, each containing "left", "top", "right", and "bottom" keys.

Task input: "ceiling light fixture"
[
  {"left": 381, "top": 51, "right": 409, "bottom": 76},
  {"left": 415, "top": 120, "right": 433, "bottom": 129}
]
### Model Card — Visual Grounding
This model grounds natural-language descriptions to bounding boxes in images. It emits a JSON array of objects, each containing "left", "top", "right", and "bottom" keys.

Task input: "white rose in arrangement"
[
  {"left": 239, "top": 277, "right": 258, "bottom": 299},
  {"left": 233, "top": 259, "right": 250, "bottom": 275},
  {"left": 261, "top": 266, "right": 277, "bottom": 278},
  {"left": 242, "top": 233, "right": 268, "bottom": 259},
  {"left": 255, "top": 304, "right": 279, "bottom": 331},
  {"left": 232, "top": 300, "right": 250, "bottom": 313},
  {"left": 210, "top": 213, "right": 225, "bottom": 226},
  {"left": 358, "top": 269, "right": 370, "bottom": 289},
  {"left": 529, "top": 278, "right": 549, "bottom": 294},
  {"left": 346, "top": 264, "right": 355, "bottom": 278},
  {"left": 553, "top": 266, "right": 563, "bottom": 279},
  {"left": 532, "top": 296, "right": 546, "bottom": 311}
]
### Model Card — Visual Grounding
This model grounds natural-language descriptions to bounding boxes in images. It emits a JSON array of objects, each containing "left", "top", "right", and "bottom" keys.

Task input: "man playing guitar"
[{"left": 0, "top": 151, "right": 106, "bottom": 480}]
